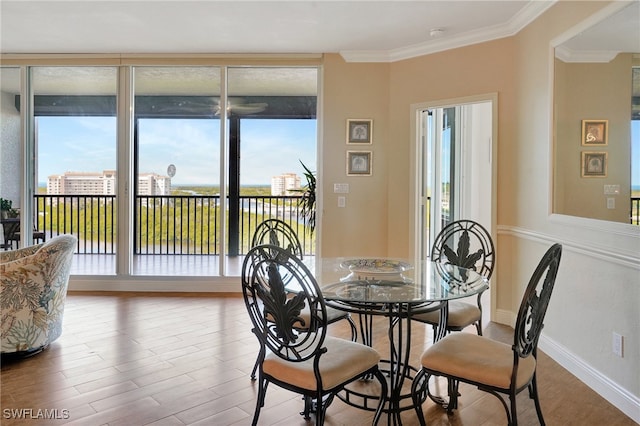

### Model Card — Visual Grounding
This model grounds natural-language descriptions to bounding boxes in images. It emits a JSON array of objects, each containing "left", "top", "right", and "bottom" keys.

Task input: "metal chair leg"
[{"left": 250, "top": 355, "right": 259, "bottom": 380}]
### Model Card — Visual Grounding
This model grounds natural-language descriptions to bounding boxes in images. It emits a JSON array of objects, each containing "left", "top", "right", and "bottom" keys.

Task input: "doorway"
[{"left": 412, "top": 94, "right": 497, "bottom": 323}]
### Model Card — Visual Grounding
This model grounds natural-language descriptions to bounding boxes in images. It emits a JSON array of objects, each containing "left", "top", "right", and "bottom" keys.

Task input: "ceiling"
[
  {"left": 1, "top": 1, "right": 557, "bottom": 62},
  {"left": 1, "top": 1, "right": 637, "bottom": 98},
  {"left": 555, "top": 0, "right": 640, "bottom": 62}
]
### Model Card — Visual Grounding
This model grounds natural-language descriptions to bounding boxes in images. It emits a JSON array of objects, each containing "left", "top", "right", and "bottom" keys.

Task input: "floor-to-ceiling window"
[
  {"left": 133, "top": 66, "right": 222, "bottom": 276},
  {"left": 32, "top": 67, "right": 118, "bottom": 274},
  {"left": 130, "top": 66, "right": 318, "bottom": 277},
  {"left": 228, "top": 67, "right": 318, "bottom": 261},
  {"left": 1, "top": 62, "right": 319, "bottom": 281}
]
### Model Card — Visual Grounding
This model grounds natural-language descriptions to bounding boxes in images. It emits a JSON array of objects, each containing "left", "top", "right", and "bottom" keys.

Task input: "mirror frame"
[{"left": 549, "top": 1, "right": 639, "bottom": 237}]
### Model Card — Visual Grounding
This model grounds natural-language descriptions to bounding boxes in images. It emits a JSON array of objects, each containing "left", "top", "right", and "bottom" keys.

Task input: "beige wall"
[
  {"left": 322, "top": 36, "right": 516, "bottom": 256},
  {"left": 320, "top": 55, "right": 390, "bottom": 257},
  {"left": 322, "top": 38, "right": 517, "bottom": 310},
  {"left": 555, "top": 55, "right": 632, "bottom": 222},
  {"left": 321, "top": 0, "right": 639, "bottom": 410}
]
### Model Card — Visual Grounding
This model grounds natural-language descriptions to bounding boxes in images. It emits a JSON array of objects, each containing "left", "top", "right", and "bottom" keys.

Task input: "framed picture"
[
  {"left": 581, "top": 151, "right": 607, "bottom": 177},
  {"left": 581, "top": 119, "right": 608, "bottom": 146},
  {"left": 347, "top": 151, "right": 372, "bottom": 176},
  {"left": 346, "top": 119, "right": 373, "bottom": 144}
]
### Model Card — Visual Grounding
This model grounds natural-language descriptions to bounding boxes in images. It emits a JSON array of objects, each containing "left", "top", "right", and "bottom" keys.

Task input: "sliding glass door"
[
  {"left": 131, "top": 66, "right": 318, "bottom": 276},
  {"left": 133, "top": 67, "right": 222, "bottom": 275},
  {"left": 420, "top": 106, "right": 460, "bottom": 252},
  {"left": 32, "top": 66, "right": 119, "bottom": 274},
  {"left": 3, "top": 63, "right": 318, "bottom": 279},
  {"left": 227, "top": 67, "right": 318, "bottom": 263}
]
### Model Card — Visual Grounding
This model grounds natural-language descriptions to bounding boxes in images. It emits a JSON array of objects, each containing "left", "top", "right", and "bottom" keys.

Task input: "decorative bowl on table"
[{"left": 339, "top": 258, "right": 413, "bottom": 283}]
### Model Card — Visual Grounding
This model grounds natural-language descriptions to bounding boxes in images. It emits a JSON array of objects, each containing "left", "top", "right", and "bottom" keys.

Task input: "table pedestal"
[{"left": 328, "top": 300, "right": 447, "bottom": 425}]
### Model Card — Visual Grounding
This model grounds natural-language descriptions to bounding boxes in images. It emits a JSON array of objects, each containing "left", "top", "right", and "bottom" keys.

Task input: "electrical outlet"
[
  {"left": 612, "top": 332, "right": 623, "bottom": 357},
  {"left": 338, "top": 196, "right": 346, "bottom": 208},
  {"left": 607, "top": 198, "right": 615, "bottom": 209}
]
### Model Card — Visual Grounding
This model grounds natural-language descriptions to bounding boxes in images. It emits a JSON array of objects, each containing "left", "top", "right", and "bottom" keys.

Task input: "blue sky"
[
  {"left": 36, "top": 116, "right": 640, "bottom": 188},
  {"left": 37, "top": 117, "right": 317, "bottom": 186}
]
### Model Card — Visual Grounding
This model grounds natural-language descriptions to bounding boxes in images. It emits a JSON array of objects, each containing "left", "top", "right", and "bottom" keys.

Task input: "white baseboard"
[
  {"left": 494, "top": 308, "right": 515, "bottom": 327},
  {"left": 68, "top": 276, "right": 240, "bottom": 293},
  {"left": 494, "top": 309, "right": 639, "bottom": 423},
  {"left": 539, "top": 335, "right": 640, "bottom": 424}
]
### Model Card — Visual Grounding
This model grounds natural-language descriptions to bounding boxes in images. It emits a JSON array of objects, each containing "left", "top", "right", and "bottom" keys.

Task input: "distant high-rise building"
[
  {"left": 271, "top": 173, "right": 301, "bottom": 196},
  {"left": 138, "top": 173, "right": 172, "bottom": 195},
  {"left": 47, "top": 170, "right": 170, "bottom": 195},
  {"left": 47, "top": 170, "right": 116, "bottom": 195}
]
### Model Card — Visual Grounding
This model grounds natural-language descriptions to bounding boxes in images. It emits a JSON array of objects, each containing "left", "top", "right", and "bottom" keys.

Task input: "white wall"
[
  {"left": 461, "top": 101, "right": 492, "bottom": 227},
  {"left": 0, "top": 90, "right": 21, "bottom": 204}
]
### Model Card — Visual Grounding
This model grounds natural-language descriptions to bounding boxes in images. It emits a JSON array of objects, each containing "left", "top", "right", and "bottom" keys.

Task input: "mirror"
[{"left": 553, "top": 2, "right": 639, "bottom": 224}]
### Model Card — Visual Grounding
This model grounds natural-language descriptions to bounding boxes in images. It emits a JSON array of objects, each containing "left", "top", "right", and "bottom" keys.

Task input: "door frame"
[{"left": 409, "top": 92, "right": 498, "bottom": 322}]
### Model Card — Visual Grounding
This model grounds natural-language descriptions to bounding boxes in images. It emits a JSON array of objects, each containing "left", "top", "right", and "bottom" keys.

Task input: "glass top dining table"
[
  {"left": 305, "top": 256, "right": 489, "bottom": 424},
  {"left": 310, "top": 257, "right": 488, "bottom": 306}
]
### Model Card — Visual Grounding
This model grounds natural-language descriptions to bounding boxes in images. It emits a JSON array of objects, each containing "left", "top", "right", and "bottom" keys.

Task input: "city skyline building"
[
  {"left": 271, "top": 173, "right": 301, "bottom": 196},
  {"left": 47, "top": 170, "right": 171, "bottom": 195}
]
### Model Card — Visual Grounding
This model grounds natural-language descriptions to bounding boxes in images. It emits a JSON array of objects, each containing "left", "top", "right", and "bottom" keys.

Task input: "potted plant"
[
  {"left": 0, "top": 198, "right": 19, "bottom": 219},
  {"left": 296, "top": 161, "right": 316, "bottom": 236}
]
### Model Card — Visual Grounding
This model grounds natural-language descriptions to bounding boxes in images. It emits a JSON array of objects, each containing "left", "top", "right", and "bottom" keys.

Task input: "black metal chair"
[
  {"left": 251, "top": 218, "right": 305, "bottom": 259},
  {"left": 1, "top": 219, "right": 20, "bottom": 250},
  {"left": 249, "top": 219, "right": 357, "bottom": 379},
  {"left": 1, "top": 218, "right": 46, "bottom": 250},
  {"left": 242, "top": 244, "right": 388, "bottom": 425},
  {"left": 412, "top": 219, "right": 495, "bottom": 336},
  {"left": 411, "top": 243, "right": 562, "bottom": 426}
]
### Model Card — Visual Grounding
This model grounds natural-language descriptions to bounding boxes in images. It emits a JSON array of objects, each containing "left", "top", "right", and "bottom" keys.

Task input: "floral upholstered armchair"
[{"left": 1, "top": 234, "right": 76, "bottom": 355}]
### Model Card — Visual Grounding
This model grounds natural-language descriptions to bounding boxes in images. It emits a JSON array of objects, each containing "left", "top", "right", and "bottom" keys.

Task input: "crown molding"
[
  {"left": 340, "top": 0, "right": 556, "bottom": 63},
  {"left": 554, "top": 45, "right": 620, "bottom": 63}
]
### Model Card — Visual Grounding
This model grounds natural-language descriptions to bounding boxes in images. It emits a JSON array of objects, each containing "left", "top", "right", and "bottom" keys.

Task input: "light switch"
[
  {"left": 338, "top": 196, "right": 346, "bottom": 208},
  {"left": 604, "top": 184, "right": 620, "bottom": 195},
  {"left": 334, "top": 183, "right": 349, "bottom": 193},
  {"left": 607, "top": 198, "right": 615, "bottom": 209}
]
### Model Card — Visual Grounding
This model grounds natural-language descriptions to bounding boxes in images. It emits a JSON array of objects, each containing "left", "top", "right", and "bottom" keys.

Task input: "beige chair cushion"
[
  {"left": 413, "top": 301, "right": 481, "bottom": 328},
  {"left": 263, "top": 336, "right": 380, "bottom": 391},
  {"left": 420, "top": 333, "right": 536, "bottom": 390}
]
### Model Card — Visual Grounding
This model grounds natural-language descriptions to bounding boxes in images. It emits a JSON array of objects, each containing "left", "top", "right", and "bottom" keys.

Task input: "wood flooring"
[{"left": 1, "top": 292, "right": 635, "bottom": 425}]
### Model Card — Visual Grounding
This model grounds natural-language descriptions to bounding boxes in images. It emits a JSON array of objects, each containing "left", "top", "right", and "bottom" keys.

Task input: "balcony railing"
[
  {"left": 30, "top": 194, "right": 640, "bottom": 256},
  {"left": 34, "top": 194, "right": 313, "bottom": 256},
  {"left": 36, "top": 194, "right": 117, "bottom": 254}
]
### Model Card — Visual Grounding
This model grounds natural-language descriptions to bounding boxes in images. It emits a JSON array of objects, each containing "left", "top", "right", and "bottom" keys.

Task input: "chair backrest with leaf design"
[
  {"left": 242, "top": 244, "right": 326, "bottom": 363},
  {"left": 514, "top": 243, "right": 562, "bottom": 358},
  {"left": 251, "top": 219, "right": 303, "bottom": 260},
  {"left": 431, "top": 219, "right": 495, "bottom": 279}
]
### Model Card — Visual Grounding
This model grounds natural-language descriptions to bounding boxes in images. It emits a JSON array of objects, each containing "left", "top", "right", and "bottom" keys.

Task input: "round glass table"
[{"left": 309, "top": 257, "right": 489, "bottom": 424}]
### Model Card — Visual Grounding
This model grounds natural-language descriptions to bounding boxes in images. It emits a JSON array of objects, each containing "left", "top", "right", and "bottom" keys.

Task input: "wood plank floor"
[{"left": 1, "top": 292, "right": 635, "bottom": 426}]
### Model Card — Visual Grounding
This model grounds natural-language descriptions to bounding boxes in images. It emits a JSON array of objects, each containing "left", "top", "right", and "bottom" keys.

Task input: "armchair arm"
[{"left": 1, "top": 235, "right": 76, "bottom": 353}]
